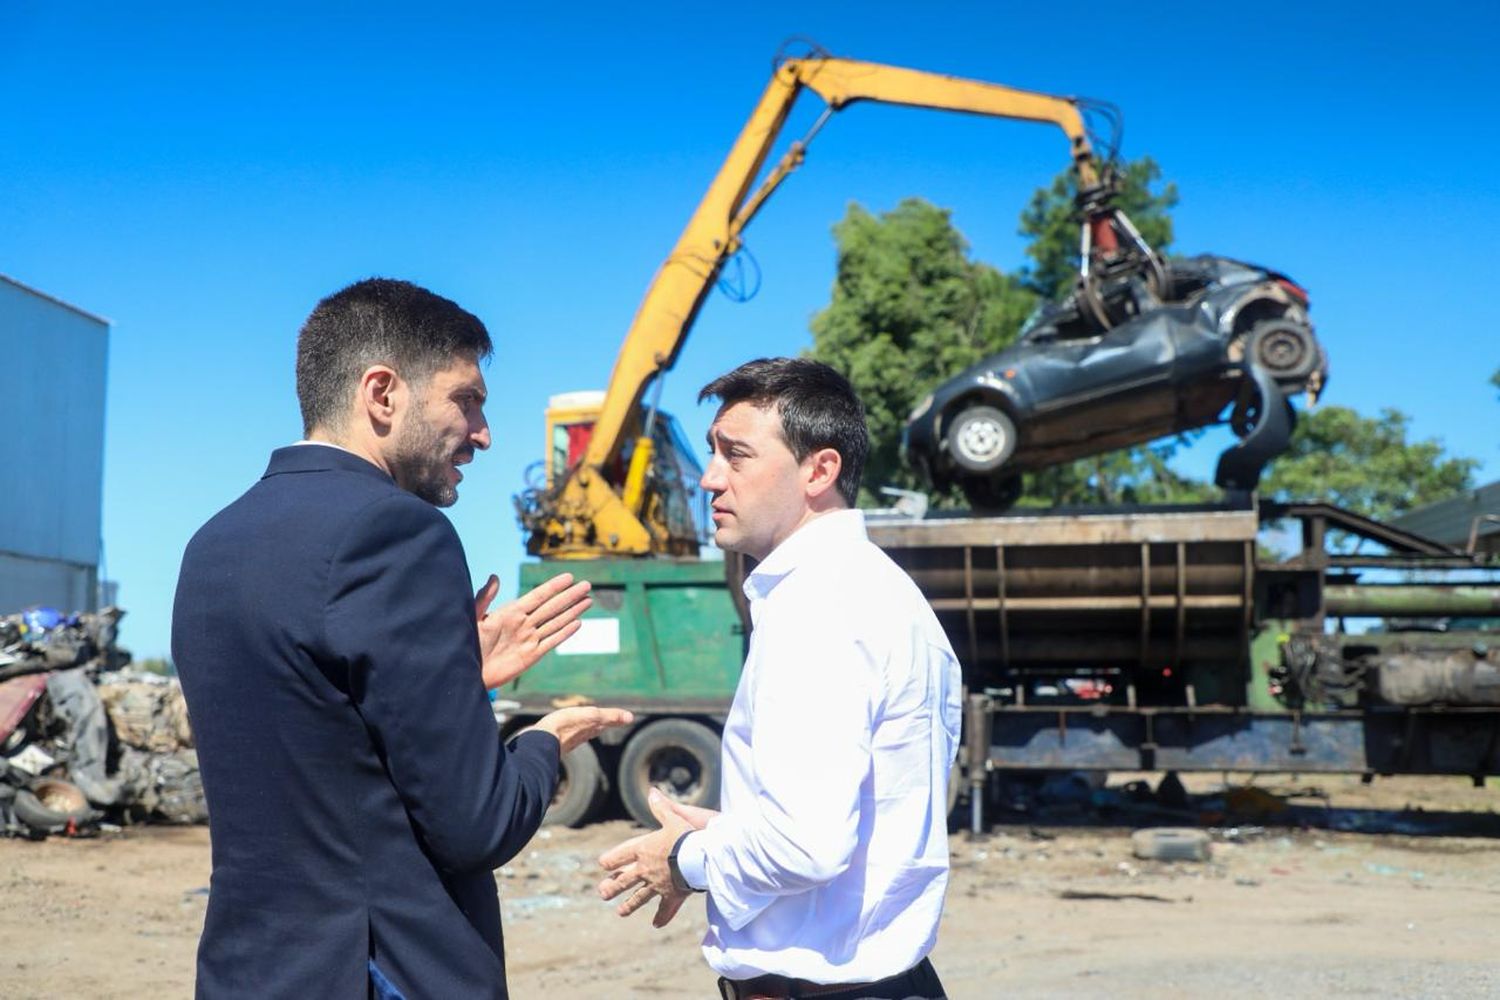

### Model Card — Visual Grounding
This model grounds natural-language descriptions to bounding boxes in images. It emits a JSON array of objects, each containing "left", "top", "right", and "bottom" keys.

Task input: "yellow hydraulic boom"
[{"left": 521, "top": 54, "right": 1118, "bottom": 559}]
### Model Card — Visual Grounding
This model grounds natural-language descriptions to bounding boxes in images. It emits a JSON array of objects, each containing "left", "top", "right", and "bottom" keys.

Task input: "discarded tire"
[
  {"left": 13, "top": 778, "right": 93, "bottom": 833},
  {"left": 619, "top": 719, "right": 720, "bottom": 828},
  {"left": 543, "top": 741, "right": 609, "bottom": 828},
  {"left": 1131, "top": 827, "right": 1211, "bottom": 862}
]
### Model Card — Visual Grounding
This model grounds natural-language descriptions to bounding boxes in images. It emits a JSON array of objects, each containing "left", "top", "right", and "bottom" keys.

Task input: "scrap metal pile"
[{"left": 0, "top": 607, "right": 204, "bottom": 839}]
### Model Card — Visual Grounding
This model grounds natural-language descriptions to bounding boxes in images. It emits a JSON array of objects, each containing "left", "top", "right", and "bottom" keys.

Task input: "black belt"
[{"left": 717, "top": 958, "right": 937, "bottom": 1000}]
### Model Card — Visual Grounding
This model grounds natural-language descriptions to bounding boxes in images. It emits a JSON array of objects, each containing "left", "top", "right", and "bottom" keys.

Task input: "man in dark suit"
[{"left": 172, "top": 278, "right": 629, "bottom": 998}]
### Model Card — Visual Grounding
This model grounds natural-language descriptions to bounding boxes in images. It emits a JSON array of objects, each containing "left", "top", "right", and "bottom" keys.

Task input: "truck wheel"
[
  {"left": 946, "top": 405, "right": 1017, "bottom": 474},
  {"left": 619, "top": 719, "right": 720, "bottom": 828},
  {"left": 543, "top": 741, "right": 609, "bottom": 828}
]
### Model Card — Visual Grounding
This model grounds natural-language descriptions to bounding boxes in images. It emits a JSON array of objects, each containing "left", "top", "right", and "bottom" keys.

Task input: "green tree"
[
  {"left": 1262, "top": 406, "right": 1476, "bottom": 519},
  {"left": 1023, "top": 441, "right": 1218, "bottom": 508},
  {"left": 133, "top": 657, "right": 176, "bottom": 677},
  {"left": 808, "top": 198, "right": 1037, "bottom": 503},
  {"left": 1019, "top": 156, "right": 1178, "bottom": 300}
]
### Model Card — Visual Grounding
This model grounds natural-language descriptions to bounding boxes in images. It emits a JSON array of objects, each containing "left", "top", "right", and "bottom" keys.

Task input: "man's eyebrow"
[
  {"left": 707, "top": 428, "right": 752, "bottom": 453},
  {"left": 454, "top": 383, "right": 487, "bottom": 404}
]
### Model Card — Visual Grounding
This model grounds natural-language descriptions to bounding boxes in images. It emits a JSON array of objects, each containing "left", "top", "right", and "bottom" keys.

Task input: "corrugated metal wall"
[
  {"left": 0, "top": 274, "right": 109, "bottom": 610},
  {"left": 1390, "top": 481, "right": 1500, "bottom": 555},
  {"left": 0, "top": 552, "right": 96, "bottom": 613}
]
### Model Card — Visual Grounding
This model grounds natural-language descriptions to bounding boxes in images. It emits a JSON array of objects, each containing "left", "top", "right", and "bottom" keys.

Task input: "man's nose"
[
  {"left": 471, "top": 415, "right": 492, "bottom": 451},
  {"left": 699, "top": 462, "right": 723, "bottom": 492}
]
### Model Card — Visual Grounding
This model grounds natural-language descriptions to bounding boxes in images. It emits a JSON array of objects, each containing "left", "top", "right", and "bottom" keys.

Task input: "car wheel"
[
  {"left": 946, "top": 405, "right": 1017, "bottom": 474},
  {"left": 958, "top": 473, "right": 1023, "bottom": 512},
  {"left": 543, "top": 741, "right": 609, "bottom": 828},
  {"left": 1247, "top": 319, "right": 1319, "bottom": 382},
  {"left": 618, "top": 719, "right": 720, "bottom": 828}
]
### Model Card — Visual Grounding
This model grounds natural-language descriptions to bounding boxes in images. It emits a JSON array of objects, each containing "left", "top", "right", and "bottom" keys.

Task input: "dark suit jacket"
[{"left": 172, "top": 444, "right": 559, "bottom": 998}]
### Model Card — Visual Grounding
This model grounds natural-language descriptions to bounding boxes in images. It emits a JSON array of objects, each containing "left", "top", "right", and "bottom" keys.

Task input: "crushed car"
[
  {"left": 902, "top": 254, "right": 1328, "bottom": 508},
  {"left": 0, "top": 606, "right": 204, "bottom": 839}
]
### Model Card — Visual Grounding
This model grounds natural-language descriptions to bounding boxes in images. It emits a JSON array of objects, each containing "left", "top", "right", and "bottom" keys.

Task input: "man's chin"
[
  {"left": 398, "top": 472, "right": 459, "bottom": 508},
  {"left": 714, "top": 527, "right": 752, "bottom": 555}
]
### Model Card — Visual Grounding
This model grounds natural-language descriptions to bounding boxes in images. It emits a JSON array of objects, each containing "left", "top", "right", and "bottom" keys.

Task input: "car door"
[{"left": 1028, "top": 312, "right": 1176, "bottom": 409}]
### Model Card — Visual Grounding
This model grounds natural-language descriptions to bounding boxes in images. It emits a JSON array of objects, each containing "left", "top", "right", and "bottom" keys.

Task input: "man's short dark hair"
[
  {"left": 295, "top": 278, "right": 493, "bottom": 435},
  {"left": 699, "top": 357, "right": 868, "bottom": 506}
]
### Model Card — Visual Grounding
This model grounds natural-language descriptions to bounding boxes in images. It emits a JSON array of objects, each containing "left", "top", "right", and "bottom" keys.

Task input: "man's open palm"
[{"left": 475, "top": 572, "right": 592, "bottom": 688}]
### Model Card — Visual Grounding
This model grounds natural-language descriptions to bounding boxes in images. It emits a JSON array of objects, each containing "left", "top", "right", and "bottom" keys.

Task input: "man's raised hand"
[{"left": 475, "top": 572, "right": 592, "bottom": 689}]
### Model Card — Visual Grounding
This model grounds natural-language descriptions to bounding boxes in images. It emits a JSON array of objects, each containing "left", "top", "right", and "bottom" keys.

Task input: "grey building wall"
[
  {"left": 0, "top": 552, "right": 97, "bottom": 613},
  {"left": 0, "top": 273, "right": 109, "bottom": 611}
]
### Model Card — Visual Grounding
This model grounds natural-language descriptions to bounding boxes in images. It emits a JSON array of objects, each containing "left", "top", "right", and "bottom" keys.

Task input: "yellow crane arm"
[{"left": 536, "top": 56, "right": 1100, "bottom": 558}]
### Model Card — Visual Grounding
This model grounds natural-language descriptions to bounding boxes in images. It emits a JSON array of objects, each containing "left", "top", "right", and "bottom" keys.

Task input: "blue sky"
[{"left": 3, "top": 2, "right": 1496, "bottom": 658}]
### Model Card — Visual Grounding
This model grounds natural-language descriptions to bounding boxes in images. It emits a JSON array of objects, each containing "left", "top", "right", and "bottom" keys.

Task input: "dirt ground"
[{"left": 3, "top": 774, "right": 1500, "bottom": 999}]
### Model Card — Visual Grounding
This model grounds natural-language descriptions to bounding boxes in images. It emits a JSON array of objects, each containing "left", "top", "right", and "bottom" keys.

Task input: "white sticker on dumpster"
[{"left": 556, "top": 617, "right": 620, "bottom": 655}]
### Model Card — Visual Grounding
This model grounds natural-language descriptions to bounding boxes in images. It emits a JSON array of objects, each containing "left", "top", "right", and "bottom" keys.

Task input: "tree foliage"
[
  {"left": 1022, "top": 442, "right": 1218, "bottom": 508},
  {"left": 133, "top": 657, "right": 176, "bottom": 677},
  {"left": 1262, "top": 406, "right": 1476, "bottom": 519},
  {"left": 808, "top": 198, "right": 1036, "bottom": 503}
]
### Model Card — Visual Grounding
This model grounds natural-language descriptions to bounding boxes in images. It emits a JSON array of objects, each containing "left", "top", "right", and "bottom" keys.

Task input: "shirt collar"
[
  {"left": 292, "top": 438, "right": 360, "bottom": 457},
  {"left": 743, "top": 508, "right": 867, "bottom": 603},
  {"left": 264, "top": 443, "right": 393, "bottom": 484}
]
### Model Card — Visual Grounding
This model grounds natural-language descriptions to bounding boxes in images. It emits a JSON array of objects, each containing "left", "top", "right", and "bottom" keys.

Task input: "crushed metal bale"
[{"left": 0, "top": 606, "right": 205, "bottom": 838}]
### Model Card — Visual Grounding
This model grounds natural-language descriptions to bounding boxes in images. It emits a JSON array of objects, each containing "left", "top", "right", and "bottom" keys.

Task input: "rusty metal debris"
[{"left": 0, "top": 606, "right": 204, "bottom": 838}]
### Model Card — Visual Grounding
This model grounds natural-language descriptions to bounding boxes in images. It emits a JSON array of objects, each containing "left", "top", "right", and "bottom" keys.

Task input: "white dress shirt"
[{"left": 676, "top": 509, "right": 962, "bottom": 983}]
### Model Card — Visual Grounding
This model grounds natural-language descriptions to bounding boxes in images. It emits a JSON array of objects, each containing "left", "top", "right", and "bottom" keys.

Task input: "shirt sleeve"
[
  {"left": 324, "top": 493, "right": 560, "bottom": 873},
  {"left": 680, "top": 608, "right": 877, "bottom": 930}
]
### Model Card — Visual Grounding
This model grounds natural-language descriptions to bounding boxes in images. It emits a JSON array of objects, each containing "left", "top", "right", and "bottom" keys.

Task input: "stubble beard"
[{"left": 391, "top": 400, "right": 461, "bottom": 508}]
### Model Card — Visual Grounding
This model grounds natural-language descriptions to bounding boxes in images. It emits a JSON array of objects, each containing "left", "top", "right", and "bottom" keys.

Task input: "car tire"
[
  {"left": 543, "top": 741, "right": 609, "bottom": 828},
  {"left": 958, "top": 473, "right": 1023, "bottom": 512},
  {"left": 618, "top": 719, "right": 720, "bottom": 828},
  {"left": 1247, "top": 319, "right": 1319, "bottom": 383},
  {"left": 946, "top": 405, "right": 1017, "bottom": 474}
]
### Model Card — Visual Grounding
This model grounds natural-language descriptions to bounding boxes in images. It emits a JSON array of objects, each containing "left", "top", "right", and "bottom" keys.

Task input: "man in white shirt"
[{"left": 598, "top": 358, "right": 962, "bottom": 999}]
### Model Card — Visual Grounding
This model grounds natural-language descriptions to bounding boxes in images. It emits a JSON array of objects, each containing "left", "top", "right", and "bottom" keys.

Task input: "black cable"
[
  {"left": 773, "top": 36, "right": 832, "bottom": 70},
  {"left": 1076, "top": 97, "right": 1124, "bottom": 164}
]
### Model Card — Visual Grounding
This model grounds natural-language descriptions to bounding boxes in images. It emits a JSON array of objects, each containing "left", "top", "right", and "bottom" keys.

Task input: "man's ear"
[
  {"left": 803, "top": 447, "right": 844, "bottom": 501},
  {"left": 358, "top": 365, "right": 402, "bottom": 434}
]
